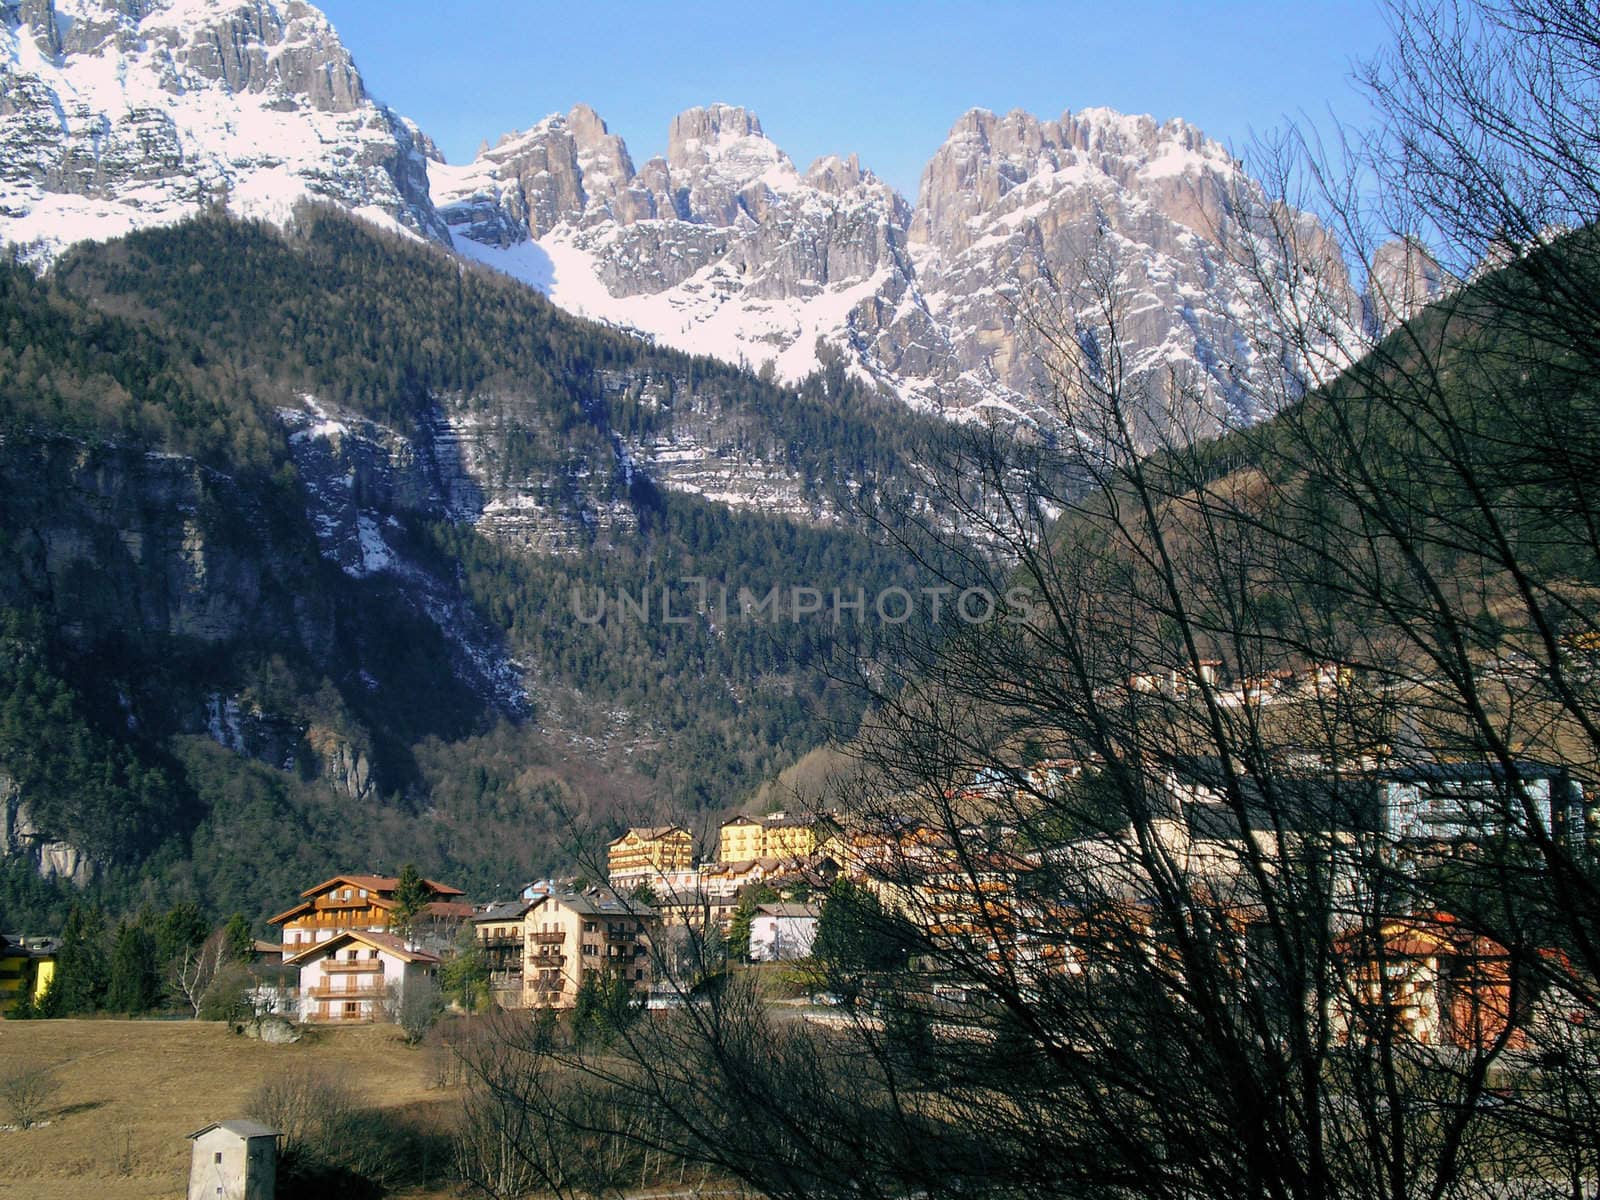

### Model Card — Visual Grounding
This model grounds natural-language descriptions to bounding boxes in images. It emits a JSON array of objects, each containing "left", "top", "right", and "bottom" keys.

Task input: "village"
[
  {"left": 4, "top": 648, "right": 1599, "bottom": 1200},
  {"left": 9, "top": 722, "right": 1589, "bottom": 1059}
]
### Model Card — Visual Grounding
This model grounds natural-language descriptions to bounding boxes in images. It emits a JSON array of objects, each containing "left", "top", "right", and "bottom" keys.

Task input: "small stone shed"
[{"left": 186, "top": 1118, "right": 280, "bottom": 1200}]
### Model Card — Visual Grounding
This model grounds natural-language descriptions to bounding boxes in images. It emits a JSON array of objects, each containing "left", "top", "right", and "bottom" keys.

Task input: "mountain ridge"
[{"left": 1, "top": 0, "right": 1430, "bottom": 436}]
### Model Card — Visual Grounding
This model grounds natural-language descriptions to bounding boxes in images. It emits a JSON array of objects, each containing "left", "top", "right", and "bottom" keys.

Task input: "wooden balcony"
[
  {"left": 530, "top": 931, "right": 566, "bottom": 945},
  {"left": 323, "top": 960, "right": 386, "bottom": 975},
  {"left": 307, "top": 983, "right": 389, "bottom": 1000}
]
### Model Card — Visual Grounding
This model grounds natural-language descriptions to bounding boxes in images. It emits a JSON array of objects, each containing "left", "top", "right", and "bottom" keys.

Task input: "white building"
[
  {"left": 749, "top": 903, "right": 820, "bottom": 962},
  {"left": 187, "top": 1119, "right": 278, "bottom": 1200},
  {"left": 284, "top": 928, "right": 439, "bottom": 1023}
]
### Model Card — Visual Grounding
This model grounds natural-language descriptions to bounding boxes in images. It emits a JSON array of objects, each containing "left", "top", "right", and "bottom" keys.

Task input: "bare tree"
[
  {"left": 169, "top": 929, "right": 228, "bottom": 1018},
  {"left": 0, "top": 1060, "right": 60, "bottom": 1130},
  {"left": 390, "top": 976, "right": 445, "bottom": 1046},
  {"left": 452, "top": 6, "right": 1600, "bottom": 1200}
]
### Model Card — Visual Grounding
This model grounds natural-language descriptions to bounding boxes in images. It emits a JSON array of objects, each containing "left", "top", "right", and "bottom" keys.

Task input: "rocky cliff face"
[
  {"left": 0, "top": 427, "right": 526, "bottom": 807},
  {"left": 438, "top": 102, "right": 1359, "bottom": 434},
  {"left": 1, "top": 772, "right": 95, "bottom": 885},
  {"left": 0, "top": 0, "right": 444, "bottom": 260},
  {"left": 1365, "top": 236, "right": 1454, "bottom": 332}
]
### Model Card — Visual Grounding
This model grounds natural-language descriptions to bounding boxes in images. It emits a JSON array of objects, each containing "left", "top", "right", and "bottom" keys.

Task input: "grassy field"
[{"left": 0, "top": 1018, "right": 457, "bottom": 1199}]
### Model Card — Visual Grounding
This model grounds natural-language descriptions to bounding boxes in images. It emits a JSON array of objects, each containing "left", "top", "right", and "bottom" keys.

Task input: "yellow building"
[
  {"left": 607, "top": 826, "right": 694, "bottom": 882},
  {"left": 717, "top": 812, "right": 828, "bottom": 863},
  {"left": 718, "top": 816, "right": 764, "bottom": 863},
  {"left": 0, "top": 936, "right": 56, "bottom": 1015}
]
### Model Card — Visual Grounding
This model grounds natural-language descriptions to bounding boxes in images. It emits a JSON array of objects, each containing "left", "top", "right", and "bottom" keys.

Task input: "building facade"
[
  {"left": 285, "top": 929, "right": 440, "bottom": 1023},
  {"left": 1332, "top": 913, "right": 1525, "bottom": 1051},
  {"left": 523, "top": 892, "right": 657, "bottom": 1010},
  {"left": 607, "top": 827, "right": 695, "bottom": 890},
  {"left": 187, "top": 1120, "right": 279, "bottom": 1200},
  {"left": 473, "top": 899, "right": 533, "bottom": 1003},
  {"left": 749, "top": 903, "right": 821, "bottom": 961},
  {"left": 0, "top": 935, "right": 56, "bottom": 1015},
  {"left": 717, "top": 813, "right": 827, "bottom": 863},
  {"left": 268, "top": 873, "right": 469, "bottom": 953}
]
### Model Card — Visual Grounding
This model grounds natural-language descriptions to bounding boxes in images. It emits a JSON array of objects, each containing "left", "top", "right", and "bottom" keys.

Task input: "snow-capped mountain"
[
  {"left": 0, "top": 0, "right": 443, "bottom": 260},
  {"left": 0, "top": 0, "right": 1359, "bottom": 433},
  {"left": 431, "top": 103, "right": 916, "bottom": 387},
  {"left": 436, "top": 102, "right": 1360, "bottom": 431}
]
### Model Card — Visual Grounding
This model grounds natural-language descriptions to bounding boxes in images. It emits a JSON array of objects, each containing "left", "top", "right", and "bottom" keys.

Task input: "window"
[
  {"left": 358, "top": 888, "right": 367, "bottom": 898},
  {"left": 215, "top": 1152, "right": 222, "bottom": 1164}
]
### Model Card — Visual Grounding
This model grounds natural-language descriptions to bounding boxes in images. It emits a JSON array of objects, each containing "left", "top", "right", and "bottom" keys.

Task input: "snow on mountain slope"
[
  {"left": 436, "top": 102, "right": 1362, "bottom": 433},
  {"left": 0, "top": 0, "right": 444, "bottom": 261},
  {"left": 431, "top": 103, "right": 926, "bottom": 396},
  {"left": 0, "top": 0, "right": 1360, "bottom": 437}
]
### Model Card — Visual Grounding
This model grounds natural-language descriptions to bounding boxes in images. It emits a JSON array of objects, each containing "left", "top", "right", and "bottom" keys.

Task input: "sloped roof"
[
  {"left": 531, "top": 891, "right": 657, "bottom": 920},
  {"left": 297, "top": 873, "right": 465, "bottom": 899},
  {"left": 1174, "top": 758, "right": 1381, "bottom": 835},
  {"left": 188, "top": 1119, "right": 279, "bottom": 1140},
  {"left": 609, "top": 825, "right": 689, "bottom": 846},
  {"left": 474, "top": 899, "right": 534, "bottom": 923},
  {"left": 1334, "top": 912, "right": 1511, "bottom": 961},
  {"left": 265, "top": 901, "right": 315, "bottom": 927},
  {"left": 282, "top": 927, "right": 442, "bottom": 966},
  {"left": 755, "top": 903, "right": 821, "bottom": 920}
]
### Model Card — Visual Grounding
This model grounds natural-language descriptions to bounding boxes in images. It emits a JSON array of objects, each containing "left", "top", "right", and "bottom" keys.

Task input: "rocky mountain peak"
[
  {"left": 0, "top": 0, "right": 445, "bottom": 258},
  {"left": 804, "top": 152, "right": 866, "bottom": 195},
  {"left": 666, "top": 103, "right": 772, "bottom": 167},
  {"left": 565, "top": 101, "right": 612, "bottom": 148},
  {"left": 1365, "top": 236, "right": 1454, "bottom": 331},
  {"left": 662, "top": 103, "right": 791, "bottom": 226},
  {"left": 912, "top": 105, "right": 1242, "bottom": 255},
  {"left": 1, "top": 0, "right": 1365, "bottom": 441}
]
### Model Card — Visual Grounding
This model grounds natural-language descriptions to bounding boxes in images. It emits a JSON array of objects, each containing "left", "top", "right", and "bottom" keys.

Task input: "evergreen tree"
[
  {"left": 106, "top": 921, "right": 160, "bottom": 1014},
  {"left": 629, "top": 881, "right": 658, "bottom": 907},
  {"left": 438, "top": 926, "right": 490, "bottom": 1012},
  {"left": 45, "top": 904, "right": 109, "bottom": 1016},
  {"left": 813, "top": 878, "right": 912, "bottom": 976},
  {"left": 221, "top": 913, "right": 254, "bottom": 964},
  {"left": 572, "top": 968, "right": 637, "bottom": 1043},
  {"left": 727, "top": 884, "right": 779, "bottom": 962},
  {"left": 390, "top": 863, "right": 430, "bottom": 943},
  {"left": 155, "top": 902, "right": 208, "bottom": 967}
]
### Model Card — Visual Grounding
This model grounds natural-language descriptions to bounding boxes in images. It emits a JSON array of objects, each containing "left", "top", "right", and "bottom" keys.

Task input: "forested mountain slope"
[{"left": 0, "top": 208, "right": 958, "bottom": 929}]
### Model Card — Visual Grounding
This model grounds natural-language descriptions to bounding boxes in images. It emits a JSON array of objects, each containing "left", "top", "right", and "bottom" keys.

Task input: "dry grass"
[{"left": 0, "top": 1018, "right": 458, "bottom": 1199}]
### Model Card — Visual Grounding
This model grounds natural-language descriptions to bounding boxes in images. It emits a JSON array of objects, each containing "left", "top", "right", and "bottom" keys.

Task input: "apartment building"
[{"left": 522, "top": 891, "right": 658, "bottom": 1010}]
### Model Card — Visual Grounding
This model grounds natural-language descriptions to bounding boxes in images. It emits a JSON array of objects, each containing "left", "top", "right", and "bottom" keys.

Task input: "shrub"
[{"left": 1, "top": 1061, "right": 60, "bottom": 1129}]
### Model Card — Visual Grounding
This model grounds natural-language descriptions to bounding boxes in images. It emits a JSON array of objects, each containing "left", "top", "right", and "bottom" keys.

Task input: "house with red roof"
[
  {"left": 283, "top": 928, "right": 440, "bottom": 1024},
  {"left": 1332, "top": 912, "right": 1529, "bottom": 1052},
  {"left": 267, "top": 872, "right": 470, "bottom": 955}
]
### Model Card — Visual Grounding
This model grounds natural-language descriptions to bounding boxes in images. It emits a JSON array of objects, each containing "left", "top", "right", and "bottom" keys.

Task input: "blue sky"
[{"left": 320, "top": 1, "right": 1393, "bottom": 199}]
